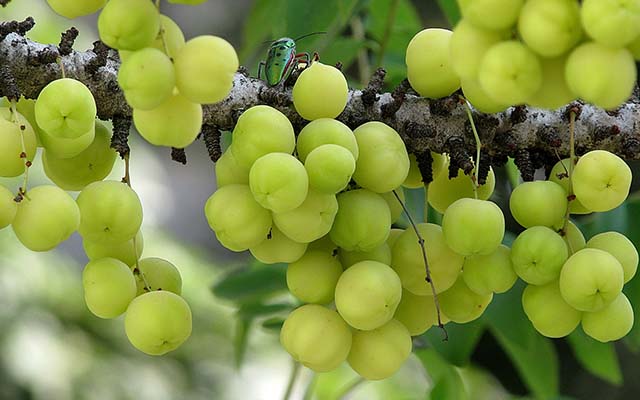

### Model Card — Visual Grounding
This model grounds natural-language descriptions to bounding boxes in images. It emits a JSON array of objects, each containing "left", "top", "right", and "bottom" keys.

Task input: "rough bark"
[{"left": 2, "top": 30, "right": 640, "bottom": 172}]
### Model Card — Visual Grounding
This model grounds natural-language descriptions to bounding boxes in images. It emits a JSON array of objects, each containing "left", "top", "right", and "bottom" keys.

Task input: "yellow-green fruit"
[
  {"left": 352, "top": 121, "right": 410, "bottom": 193},
  {"left": 307, "top": 235, "right": 338, "bottom": 254},
  {"left": 135, "top": 257, "right": 182, "bottom": 296},
  {"left": 82, "top": 258, "right": 136, "bottom": 319},
  {"left": 293, "top": 62, "right": 348, "bottom": 120},
  {"left": 565, "top": 43, "right": 636, "bottom": 110},
  {"left": 442, "top": 198, "right": 505, "bottom": 256},
  {"left": 0, "top": 185, "right": 17, "bottom": 229},
  {"left": 587, "top": 231, "right": 638, "bottom": 284},
  {"left": 273, "top": 189, "right": 338, "bottom": 243},
  {"left": 406, "top": 28, "right": 460, "bottom": 98},
  {"left": 40, "top": 124, "right": 95, "bottom": 159},
  {"left": 582, "top": 293, "right": 634, "bottom": 343},
  {"left": 231, "top": 105, "right": 295, "bottom": 168},
  {"left": 571, "top": 150, "right": 632, "bottom": 212},
  {"left": 391, "top": 223, "right": 464, "bottom": 295},
  {"left": 125, "top": 291, "right": 192, "bottom": 355},
  {"left": 204, "top": 184, "right": 272, "bottom": 251},
  {"left": 511, "top": 226, "right": 568, "bottom": 285},
  {"left": 296, "top": 118, "right": 358, "bottom": 162},
  {"left": 14, "top": 98, "right": 44, "bottom": 146},
  {"left": 35, "top": 78, "right": 95, "bottom": 138},
  {"left": 554, "top": 220, "right": 586, "bottom": 255},
  {"left": 581, "top": 0, "right": 640, "bottom": 48},
  {"left": 280, "top": 305, "right": 352, "bottom": 372},
  {"left": 249, "top": 153, "right": 308, "bottom": 213},
  {"left": 250, "top": 226, "right": 307, "bottom": 264},
  {"left": 461, "top": 78, "right": 509, "bottom": 114},
  {"left": 118, "top": 47, "right": 175, "bottom": 110},
  {"left": 305, "top": 144, "right": 356, "bottom": 194},
  {"left": 347, "top": 319, "right": 412, "bottom": 380},
  {"left": 526, "top": 55, "right": 576, "bottom": 110},
  {"left": 509, "top": 180, "right": 568, "bottom": 228},
  {"left": 174, "top": 35, "right": 239, "bottom": 104},
  {"left": 329, "top": 189, "right": 391, "bottom": 252},
  {"left": 387, "top": 228, "right": 404, "bottom": 250},
  {"left": 462, "top": 244, "right": 517, "bottom": 295},
  {"left": 394, "top": 290, "right": 446, "bottom": 335},
  {"left": 450, "top": 19, "right": 507, "bottom": 81},
  {"left": 458, "top": 0, "right": 524, "bottom": 31},
  {"left": 478, "top": 41, "right": 542, "bottom": 105},
  {"left": 335, "top": 261, "right": 402, "bottom": 330},
  {"left": 83, "top": 231, "right": 144, "bottom": 267},
  {"left": 12, "top": 185, "right": 80, "bottom": 251},
  {"left": 46, "top": 0, "right": 107, "bottom": 18},
  {"left": 76, "top": 180, "right": 143, "bottom": 244},
  {"left": 427, "top": 162, "right": 495, "bottom": 214},
  {"left": 439, "top": 278, "right": 493, "bottom": 323},
  {"left": 522, "top": 281, "right": 581, "bottom": 338},
  {"left": 630, "top": 35, "right": 640, "bottom": 60},
  {"left": 98, "top": 0, "right": 160, "bottom": 50},
  {"left": 548, "top": 158, "right": 591, "bottom": 214},
  {"left": 559, "top": 248, "right": 624, "bottom": 312},
  {"left": 517, "top": 0, "right": 582, "bottom": 58},
  {"left": 0, "top": 108, "right": 37, "bottom": 177},
  {"left": 287, "top": 250, "right": 343, "bottom": 304},
  {"left": 339, "top": 243, "right": 392, "bottom": 269},
  {"left": 153, "top": 15, "right": 185, "bottom": 59},
  {"left": 215, "top": 146, "right": 250, "bottom": 187},
  {"left": 42, "top": 121, "right": 117, "bottom": 191},
  {"left": 133, "top": 93, "right": 202, "bottom": 148}
]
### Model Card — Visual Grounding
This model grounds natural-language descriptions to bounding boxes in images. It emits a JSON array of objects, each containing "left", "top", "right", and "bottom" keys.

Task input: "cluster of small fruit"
[
  {"left": 0, "top": 117, "right": 192, "bottom": 355},
  {"left": 407, "top": 0, "right": 640, "bottom": 111},
  {"left": 510, "top": 151, "right": 636, "bottom": 342},
  {"left": 94, "top": 0, "right": 238, "bottom": 149}
]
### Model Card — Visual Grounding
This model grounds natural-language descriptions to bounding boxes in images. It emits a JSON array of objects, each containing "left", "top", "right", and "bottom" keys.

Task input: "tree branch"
[{"left": 2, "top": 30, "right": 640, "bottom": 171}]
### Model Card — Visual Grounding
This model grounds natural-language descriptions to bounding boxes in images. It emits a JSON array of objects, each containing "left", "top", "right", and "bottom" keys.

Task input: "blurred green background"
[{"left": 1, "top": 1, "right": 640, "bottom": 399}]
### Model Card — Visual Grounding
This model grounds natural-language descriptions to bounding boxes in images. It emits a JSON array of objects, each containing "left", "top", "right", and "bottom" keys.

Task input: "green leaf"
[
  {"left": 314, "top": 37, "right": 365, "bottom": 71},
  {"left": 436, "top": 0, "right": 462, "bottom": 27},
  {"left": 484, "top": 282, "right": 559, "bottom": 399},
  {"left": 233, "top": 316, "right": 251, "bottom": 368},
  {"left": 237, "top": 302, "right": 293, "bottom": 320},
  {"left": 261, "top": 317, "right": 285, "bottom": 332},
  {"left": 567, "top": 327, "right": 623, "bottom": 385},
  {"left": 212, "top": 263, "right": 287, "bottom": 303},
  {"left": 416, "top": 348, "right": 467, "bottom": 400},
  {"left": 239, "top": 0, "right": 287, "bottom": 65},
  {"left": 423, "top": 319, "right": 484, "bottom": 367}
]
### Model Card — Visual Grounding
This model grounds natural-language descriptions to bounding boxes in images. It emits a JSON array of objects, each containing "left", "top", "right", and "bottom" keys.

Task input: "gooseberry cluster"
[{"left": 407, "top": 0, "right": 639, "bottom": 111}]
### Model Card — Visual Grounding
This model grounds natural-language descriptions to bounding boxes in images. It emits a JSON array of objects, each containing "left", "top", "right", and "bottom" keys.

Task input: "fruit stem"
[
  {"left": 9, "top": 99, "right": 30, "bottom": 201},
  {"left": 282, "top": 360, "right": 301, "bottom": 400},
  {"left": 560, "top": 110, "right": 577, "bottom": 247},
  {"left": 335, "top": 377, "right": 365, "bottom": 400},
  {"left": 392, "top": 189, "right": 448, "bottom": 341},
  {"left": 155, "top": 1, "right": 172, "bottom": 60},
  {"left": 462, "top": 97, "right": 481, "bottom": 199},
  {"left": 56, "top": 57, "right": 66, "bottom": 79},
  {"left": 122, "top": 153, "right": 151, "bottom": 291},
  {"left": 376, "top": 0, "right": 400, "bottom": 68},
  {"left": 302, "top": 372, "right": 316, "bottom": 400}
]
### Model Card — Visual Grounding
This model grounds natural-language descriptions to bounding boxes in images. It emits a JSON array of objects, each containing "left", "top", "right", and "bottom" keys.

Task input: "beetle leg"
[
  {"left": 257, "top": 61, "right": 266, "bottom": 80},
  {"left": 294, "top": 52, "right": 311, "bottom": 68}
]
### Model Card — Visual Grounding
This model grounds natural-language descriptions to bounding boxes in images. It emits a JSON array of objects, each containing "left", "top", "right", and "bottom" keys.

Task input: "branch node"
[
  {"left": 509, "top": 105, "right": 527, "bottom": 125},
  {"left": 514, "top": 148, "right": 535, "bottom": 181},
  {"left": 110, "top": 115, "right": 131, "bottom": 158},
  {"left": 258, "top": 86, "right": 291, "bottom": 107},
  {"left": 85, "top": 40, "right": 110, "bottom": 75},
  {"left": 171, "top": 147, "right": 187, "bottom": 165},
  {"left": 0, "top": 64, "right": 20, "bottom": 100},
  {"left": 237, "top": 65, "right": 250, "bottom": 77},
  {"left": 430, "top": 93, "right": 460, "bottom": 117},
  {"left": 0, "top": 17, "right": 35, "bottom": 41},
  {"left": 562, "top": 102, "right": 582, "bottom": 122},
  {"left": 58, "top": 27, "right": 79, "bottom": 56},
  {"left": 446, "top": 136, "right": 474, "bottom": 177},
  {"left": 202, "top": 124, "right": 222, "bottom": 163},
  {"left": 361, "top": 67, "right": 386, "bottom": 107},
  {"left": 622, "top": 135, "right": 640, "bottom": 159},
  {"left": 414, "top": 150, "right": 434, "bottom": 185},
  {"left": 536, "top": 125, "right": 562, "bottom": 148},
  {"left": 380, "top": 78, "right": 410, "bottom": 118}
]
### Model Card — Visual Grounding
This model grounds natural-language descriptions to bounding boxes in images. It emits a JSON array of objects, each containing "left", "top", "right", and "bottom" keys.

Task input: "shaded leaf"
[
  {"left": 237, "top": 302, "right": 293, "bottom": 320},
  {"left": 239, "top": 0, "right": 287, "bottom": 64},
  {"left": 261, "top": 317, "right": 285, "bottom": 332},
  {"left": 436, "top": 0, "right": 462, "bottom": 27},
  {"left": 416, "top": 348, "right": 467, "bottom": 400},
  {"left": 484, "top": 282, "right": 559, "bottom": 399},
  {"left": 423, "top": 319, "right": 484, "bottom": 367},
  {"left": 212, "top": 263, "right": 287, "bottom": 303},
  {"left": 567, "top": 327, "right": 623, "bottom": 385},
  {"left": 234, "top": 317, "right": 251, "bottom": 368}
]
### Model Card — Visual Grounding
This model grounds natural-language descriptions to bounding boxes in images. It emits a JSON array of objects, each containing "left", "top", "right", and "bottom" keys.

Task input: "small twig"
[
  {"left": 282, "top": 361, "right": 301, "bottom": 400},
  {"left": 110, "top": 115, "right": 131, "bottom": 158},
  {"left": 361, "top": 67, "right": 386, "bottom": 107},
  {"left": 202, "top": 124, "right": 222, "bottom": 163},
  {"left": 462, "top": 98, "right": 481, "bottom": 198},
  {"left": 560, "top": 109, "right": 578, "bottom": 247},
  {"left": 58, "top": 27, "right": 79, "bottom": 56},
  {"left": 392, "top": 190, "right": 448, "bottom": 340},
  {"left": 171, "top": 147, "right": 187, "bottom": 164},
  {"left": 380, "top": 78, "right": 410, "bottom": 118},
  {"left": 9, "top": 100, "right": 31, "bottom": 200}
]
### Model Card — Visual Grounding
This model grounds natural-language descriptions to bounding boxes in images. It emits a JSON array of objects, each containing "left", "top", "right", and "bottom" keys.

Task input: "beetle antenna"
[{"left": 294, "top": 31, "right": 326, "bottom": 42}]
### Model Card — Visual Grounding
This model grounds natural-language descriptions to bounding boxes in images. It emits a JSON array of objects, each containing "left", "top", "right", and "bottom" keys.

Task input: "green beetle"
[{"left": 258, "top": 32, "right": 324, "bottom": 86}]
